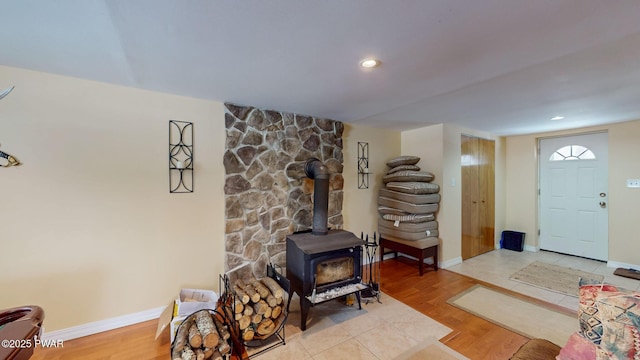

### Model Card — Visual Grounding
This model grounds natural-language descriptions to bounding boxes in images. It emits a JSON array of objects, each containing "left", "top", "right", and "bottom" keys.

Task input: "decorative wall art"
[
  {"left": 357, "top": 142, "right": 370, "bottom": 189},
  {"left": 169, "top": 120, "right": 194, "bottom": 193}
]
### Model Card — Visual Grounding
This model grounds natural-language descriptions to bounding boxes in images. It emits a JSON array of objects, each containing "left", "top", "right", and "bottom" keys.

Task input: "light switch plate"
[{"left": 627, "top": 179, "right": 640, "bottom": 188}]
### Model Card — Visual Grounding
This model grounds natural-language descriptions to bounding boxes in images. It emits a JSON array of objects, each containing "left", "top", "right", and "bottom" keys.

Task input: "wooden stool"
[{"left": 379, "top": 236, "right": 438, "bottom": 276}]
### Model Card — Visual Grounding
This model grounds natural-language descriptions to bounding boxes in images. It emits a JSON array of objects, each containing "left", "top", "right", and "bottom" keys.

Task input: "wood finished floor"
[{"left": 32, "top": 256, "right": 574, "bottom": 359}]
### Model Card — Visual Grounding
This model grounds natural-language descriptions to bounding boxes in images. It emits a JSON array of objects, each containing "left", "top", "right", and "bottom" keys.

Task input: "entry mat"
[{"left": 614, "top": 267, "right": 640, "bottom": 280}]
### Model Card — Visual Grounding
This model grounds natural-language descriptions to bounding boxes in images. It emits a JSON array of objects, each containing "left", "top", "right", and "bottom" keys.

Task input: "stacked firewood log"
[
  {"left": 171, "top": 310, "right": 232, "bottom": 360},
  {"left": 230, "top": 277, "right": 285, "bottom": 342}
]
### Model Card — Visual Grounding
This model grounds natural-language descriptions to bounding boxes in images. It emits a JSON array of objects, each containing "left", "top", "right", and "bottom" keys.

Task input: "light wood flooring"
[{"left": 31, "top": 255, "right": 577, "bottom": 360}]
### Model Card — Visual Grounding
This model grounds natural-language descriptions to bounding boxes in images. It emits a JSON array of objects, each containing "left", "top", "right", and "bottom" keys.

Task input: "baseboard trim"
[
  {"left": 382, "top": 250, "right": 462, "bottom": 269},
  {"left": 41, "top": 306, "right": 165, "bottom": 341},
  {"left": 382, "top": 252, "right": 396, "bottom": 261},
  {"left": 382, "top": 252, "right": 438, "bottom": 265},
  {"left": 441, "top": 256, "right": 463, "bottom": 268},
  {"left": 607, "top": 260, "right": 640, "bottom": 270}
]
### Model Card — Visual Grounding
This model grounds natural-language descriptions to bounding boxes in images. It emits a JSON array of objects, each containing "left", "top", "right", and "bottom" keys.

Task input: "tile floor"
[
  {"left": 249, "top": 292, "right": 452, "bottom": 359},
  {"left": 445, "top": 249, "right": 640, "bottom": 312}
]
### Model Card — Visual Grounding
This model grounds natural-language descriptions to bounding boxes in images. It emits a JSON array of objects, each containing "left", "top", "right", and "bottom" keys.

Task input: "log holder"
[
  {"left": 171, "top": 281, "right": 233, "bottom": 360},
  {"left": 223, "top": 264, "right": 291, "bottom": 360}
]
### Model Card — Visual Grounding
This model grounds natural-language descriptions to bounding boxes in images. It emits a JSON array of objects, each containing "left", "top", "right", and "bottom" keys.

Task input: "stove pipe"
[{"left": 304, "top": 158, "right": 330, "bottom": 235}]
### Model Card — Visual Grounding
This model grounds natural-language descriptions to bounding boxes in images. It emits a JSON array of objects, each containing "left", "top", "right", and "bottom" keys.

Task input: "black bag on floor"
[{"left": 501, "top": 231, "right": 525, "bottom": 252}]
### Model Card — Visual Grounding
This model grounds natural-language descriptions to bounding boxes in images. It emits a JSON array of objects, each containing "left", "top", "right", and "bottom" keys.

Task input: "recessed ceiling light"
[
  {"left": 360, "top": 58, "right": 380, "bottom": 68},
  {"left": 550, "top": 116, "right": 565, "bottom": 121}
]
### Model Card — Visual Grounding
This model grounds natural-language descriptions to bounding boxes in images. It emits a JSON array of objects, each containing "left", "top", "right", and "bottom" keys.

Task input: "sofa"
[
  {"left": 511, "top": 339, "right": 561, "bottom": 359},
  {"left": 511, "top": 279, "right": 640, "bottom": 359}
]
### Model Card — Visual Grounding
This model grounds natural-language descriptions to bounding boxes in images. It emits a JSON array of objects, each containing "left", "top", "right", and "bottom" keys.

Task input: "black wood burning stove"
[{"left": 286, "top": 158, "right": 366, "bottom": 330}]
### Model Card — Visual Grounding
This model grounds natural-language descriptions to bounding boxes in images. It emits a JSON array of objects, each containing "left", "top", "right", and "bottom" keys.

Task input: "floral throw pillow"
[
  {"left": 578, "top": 279, "right": 621, "bottom": 345},
  {"left": 556, "top": 332, "right": 602, "bottom": 360},
  {"left": 596, "top": 291, "right": 640, "bottom": 360}
]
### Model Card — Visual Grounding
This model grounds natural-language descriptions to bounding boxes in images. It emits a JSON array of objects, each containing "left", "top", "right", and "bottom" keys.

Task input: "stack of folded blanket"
[{"left": 377, "top": 155, "right": 440, "bottom": 241}]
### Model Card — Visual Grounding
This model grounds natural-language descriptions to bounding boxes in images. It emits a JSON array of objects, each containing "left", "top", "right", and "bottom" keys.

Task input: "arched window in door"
[{"left": 549, "top": 145, "right": 596, "bottom": 161}]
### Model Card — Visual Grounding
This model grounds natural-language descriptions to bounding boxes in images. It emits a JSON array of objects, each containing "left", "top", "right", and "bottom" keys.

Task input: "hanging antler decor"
[
  {"left": 0, "top": 86, "right": 14, "bottom": 101},
  {"left": 0, "top": 149, "right": 21, "bottom": 167},
  {"left": 1, "top": 85, "right": 21, "bottom": 167}
]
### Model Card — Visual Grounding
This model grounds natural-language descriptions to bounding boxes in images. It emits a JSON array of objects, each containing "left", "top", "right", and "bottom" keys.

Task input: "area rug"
[
  {"left": 447, "top": 285, "right": 578, "bottom": 347},
  {"left": 252, "top": 292, "right": 454, "bottom": 360},
  {"left": 393, "top": 336, "right": 469, "bottom": 360},
  {"left": 509, "top": 261, "right": 604, "bottom": 296}
]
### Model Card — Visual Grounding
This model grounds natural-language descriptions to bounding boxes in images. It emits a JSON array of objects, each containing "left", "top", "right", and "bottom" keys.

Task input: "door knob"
[{"left": 599, "top": 201, "right": 606, "bottom": 208}]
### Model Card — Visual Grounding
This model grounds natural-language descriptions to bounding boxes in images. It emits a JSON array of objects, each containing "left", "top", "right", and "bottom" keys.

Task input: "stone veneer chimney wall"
[{"left": 223, "top": 103, "right": 345, "bottom": 280}]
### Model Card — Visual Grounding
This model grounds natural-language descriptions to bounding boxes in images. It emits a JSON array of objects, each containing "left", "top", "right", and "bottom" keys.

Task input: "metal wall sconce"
[
  {"left": 169, "top": 120, "right": 193, "bottom": 193},
  {"left": 357, "top": 142, "right": 370, "bottom": 189}
]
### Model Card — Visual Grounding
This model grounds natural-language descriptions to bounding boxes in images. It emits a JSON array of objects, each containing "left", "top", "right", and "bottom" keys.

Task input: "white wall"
[
  {"left": 401, "top": 125, "right": 451, "bottom": 259},
  {"left": 0, "top": 65, "right": 226, "bottom": 332},
  {"left": 342, "top": 123, "right": 401, "bottom": 238}
]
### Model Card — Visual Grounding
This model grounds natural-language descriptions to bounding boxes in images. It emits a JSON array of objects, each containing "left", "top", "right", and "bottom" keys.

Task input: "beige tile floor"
[
  {"left": 445, "top": 249, "right": 640, "bottom": 313},
  {"left": 248, "top": 292, "right": 452, "bottom": 359}
]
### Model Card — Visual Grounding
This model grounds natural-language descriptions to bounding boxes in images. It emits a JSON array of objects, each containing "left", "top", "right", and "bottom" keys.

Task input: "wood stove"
[{"left": 286, "top": 158, "right": 366, "bottom": 330}]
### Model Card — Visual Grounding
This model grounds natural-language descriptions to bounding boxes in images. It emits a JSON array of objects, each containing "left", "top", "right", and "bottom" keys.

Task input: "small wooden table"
[{"left": 379, "top": 236, "right": 438, "bottom": 276}]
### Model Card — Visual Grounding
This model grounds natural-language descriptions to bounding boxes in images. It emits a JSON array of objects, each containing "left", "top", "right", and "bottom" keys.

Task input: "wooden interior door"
[
  {"left": 461, "top": 136, "right": 480, "bottom": 259},
  {"left": 461, "top": 135, "right": 495, "bottom": 260},
  {"left": 478, "top": 138, "right": 495, "bottom": 256}
]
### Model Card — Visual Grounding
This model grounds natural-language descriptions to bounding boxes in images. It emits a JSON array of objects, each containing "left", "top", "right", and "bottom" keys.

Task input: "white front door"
[{"left": 539, "top": 132, "right": 608, "bottom": 261}]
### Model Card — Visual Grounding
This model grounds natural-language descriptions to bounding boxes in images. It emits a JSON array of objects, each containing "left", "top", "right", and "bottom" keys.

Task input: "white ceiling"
[{"left": 2, "top": 0, "right": 640, "bottom": 135}]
